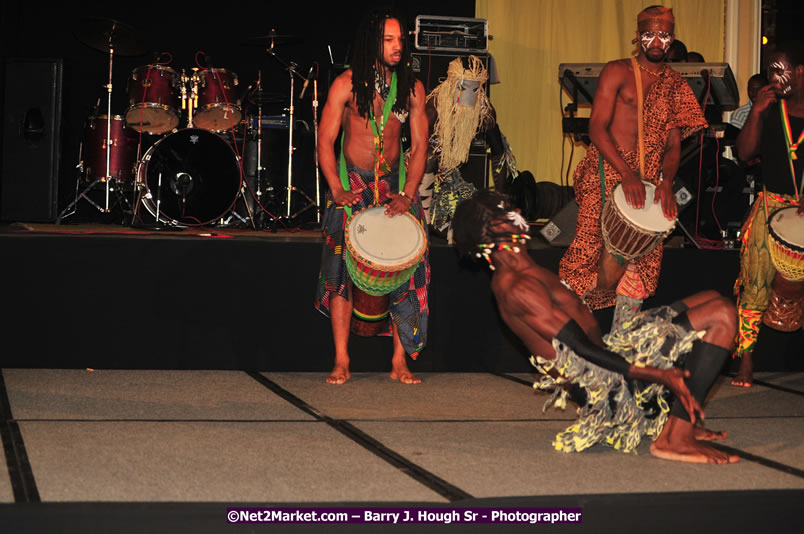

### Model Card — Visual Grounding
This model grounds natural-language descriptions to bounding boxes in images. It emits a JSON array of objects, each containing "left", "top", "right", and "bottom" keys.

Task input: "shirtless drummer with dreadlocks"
[{"left": 314, "top": 10, "right": 429, "bottom": 385}]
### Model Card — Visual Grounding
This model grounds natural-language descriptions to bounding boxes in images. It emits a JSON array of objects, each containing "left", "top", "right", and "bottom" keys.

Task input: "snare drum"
[
  {"left": 767, "top": 206, "right": 804, "bottom": 282},
  {"left": 125, "top": 64, "right": 181, "bottom": 134},
  {"left": 194, "top": 68, "right": 242, "bottom": 132},
  {"left": 136, "top": 129, "right": 241, "bottom": 226},
  {"left": 344, "top": 206, "right": 428, "bottom": 296},
  {"left": 83, "top": 115, "right": 137, "bottom": 183},
  {"left": 601, "top": 181, "right": 676, "bottom": 261}
]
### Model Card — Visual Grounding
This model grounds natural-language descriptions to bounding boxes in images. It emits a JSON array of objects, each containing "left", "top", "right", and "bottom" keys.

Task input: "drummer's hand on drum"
[
  {"left": 798, "top": 198, "right": 804, "bottom": 215},
  {"left": 621, "top": 173, "right": 646, "bottom": 210},
  {"left": 654, "top": 179, "right": 678, "bottom": 220},
  {"left": 385, "top": 193, "right": 413, "bottom": 217},
  {"left": 332, "top": 187, "right": 364, "bottom": 207}
]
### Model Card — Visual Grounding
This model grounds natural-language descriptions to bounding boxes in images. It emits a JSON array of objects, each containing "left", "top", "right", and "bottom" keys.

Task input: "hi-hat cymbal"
[
  {"left": 242, "top": 30, "right": 302, "bottom": 47},
  {"left": 75, "top": 17, "right": 146, "bottom": 56}
]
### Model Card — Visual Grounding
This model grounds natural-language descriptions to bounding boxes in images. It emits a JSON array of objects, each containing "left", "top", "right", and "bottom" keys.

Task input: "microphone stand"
[{"left": 265, "top": 38, "right": 315, "bottom": 223}]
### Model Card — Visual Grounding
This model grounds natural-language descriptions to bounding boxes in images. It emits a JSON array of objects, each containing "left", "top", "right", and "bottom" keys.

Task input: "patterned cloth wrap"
[
  {"left": 559, "top": 66, "right": 707, "bottom": 310},
  {"left": 314, "top": 165, "right": 430, "bottom": 358},
  {"left": 734, "top": 191, "right": 800, "bottom": 356},
  {"left": 531, "top": 304, "right": 703, "bottom": 454}
]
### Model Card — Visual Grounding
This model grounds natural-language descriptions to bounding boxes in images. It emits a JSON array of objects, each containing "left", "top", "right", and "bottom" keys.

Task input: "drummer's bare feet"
[
  {"left": 694, "top": 426, "right": 728, "bottom": 441},
  {"left": 650, "top": 416, "right": 739, "bottom": 464},
  {"left": 327, "top": 356, "right": 351, "bottom": 385},
  {"left": 390, "top": 352, "right": 421, "bottom": 385},
  {"left": 730, "top": 353, "right": 753, "bottom": 388},
  {"left": 389, "top": 324, "right": 421, "bottom": 384}
]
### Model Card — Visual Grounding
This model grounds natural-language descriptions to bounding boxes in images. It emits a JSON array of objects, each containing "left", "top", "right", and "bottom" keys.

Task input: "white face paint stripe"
[
  {"left": 640, "top": 32, "right": 672, "bottom": 52},
  {"left": 769, "top": 60, "right": 794, "bottom": 95}
]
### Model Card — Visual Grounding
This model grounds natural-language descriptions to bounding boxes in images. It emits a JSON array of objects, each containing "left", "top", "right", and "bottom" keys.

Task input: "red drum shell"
[
  {"left": 83, "top": 115, "right": 137, "bottom": 183},
  {"left": 194, "top": 68, "right": 242, "bottom": 132},
  {"left": 125, "top": 65, "right": 181, "bottom": 134}
]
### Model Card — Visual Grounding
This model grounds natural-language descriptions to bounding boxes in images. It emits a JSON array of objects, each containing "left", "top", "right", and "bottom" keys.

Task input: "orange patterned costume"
[{"left": 559, "top": 67, "right": 707, "bottom": 310}]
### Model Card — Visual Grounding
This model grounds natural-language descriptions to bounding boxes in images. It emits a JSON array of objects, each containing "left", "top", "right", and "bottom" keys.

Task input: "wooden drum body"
[
  {"left": 763, "top": 207, "right": 804, "bottom": 331},
  {"left": 601, "top": 181, "right": 676, "bottom": 261}
]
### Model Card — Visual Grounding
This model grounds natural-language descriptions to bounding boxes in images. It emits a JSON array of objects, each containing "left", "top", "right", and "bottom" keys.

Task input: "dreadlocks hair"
[
  {"left": 452, "top": 190, "right": 519, "bottom": 257},
  {"left": 349, "top": 9, "right": 416, "bottom": 119}
]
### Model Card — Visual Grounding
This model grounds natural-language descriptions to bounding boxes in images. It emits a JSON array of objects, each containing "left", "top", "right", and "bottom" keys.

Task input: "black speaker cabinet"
[
  {"left": 1, "top": 59, "right": 63, "bottom": 222},
  {"left": 411, "top": 51, "right": 490, "bottom": 95}
]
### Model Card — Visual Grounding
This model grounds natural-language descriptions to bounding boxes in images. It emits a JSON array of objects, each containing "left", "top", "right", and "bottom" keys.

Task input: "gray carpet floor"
[
  {"left": 2, "top": 369, "right": 802, "bottom": 504},
  {"left": 1, "top": 369, "right": 802, "bottom": 533}
]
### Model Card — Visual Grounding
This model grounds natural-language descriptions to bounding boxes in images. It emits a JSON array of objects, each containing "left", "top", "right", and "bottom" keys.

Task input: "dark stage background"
[
  {"left": 0, "top": 2, "right": 475, "bottom": 220},
  {"left": 3, "top": 234, "right": 801, "bottom": 373}
]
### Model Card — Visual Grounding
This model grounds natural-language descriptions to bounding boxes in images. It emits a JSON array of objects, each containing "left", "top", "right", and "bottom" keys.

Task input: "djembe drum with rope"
[
  {"left": 601, "top": 181, "right": 677, "bottom": 261},
  {"left": 763, "top": 206, "right": 804, "bottom": 331},
  {"left": 344, "top": 206, "right": 427, "bottom": 336}
]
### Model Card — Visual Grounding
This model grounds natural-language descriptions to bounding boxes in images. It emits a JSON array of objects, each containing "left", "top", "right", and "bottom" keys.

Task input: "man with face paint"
[
  {"left": 559, "top": 6, "right": 707, "bottom": 322},
  {"left": 732, "top": 41, "right": 804, "bottom": 387}
]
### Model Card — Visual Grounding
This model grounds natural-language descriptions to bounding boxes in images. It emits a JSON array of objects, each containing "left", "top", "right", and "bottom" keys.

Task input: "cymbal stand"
[
  {"left": 313, "top": 77, "right": 321, "bottom": 223},
  {"left": 285, "top": 61, "right": 296, "bottom": 217},
  {"left": 58, "top": 40, "right": 120, "bottom": 223},
  {"left": 100, "top": 41, "right": 115, "bottom": 211},
  {"left": 265, "top": 37, "right": 316, "bottom": 220}
]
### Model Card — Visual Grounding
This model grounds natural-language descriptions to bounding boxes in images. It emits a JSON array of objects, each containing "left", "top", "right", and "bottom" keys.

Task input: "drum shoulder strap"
[{"left": 630, "top": 57, "right": 646, "bottom": 180}]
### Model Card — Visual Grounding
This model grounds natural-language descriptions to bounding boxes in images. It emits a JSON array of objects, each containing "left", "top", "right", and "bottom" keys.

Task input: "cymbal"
[
  {"left": 75, "top": 17, "right": 146, "bottom": 56},
  {"left": 242, "top": 30, "right": 302, "bottom": 47}
]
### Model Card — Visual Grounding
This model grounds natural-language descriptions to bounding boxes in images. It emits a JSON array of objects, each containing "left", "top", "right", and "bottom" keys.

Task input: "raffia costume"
[
  {"left": 423, "top": 56, "right": 494, "bottom": 236},
  {"left": 532, "top": 302, "right": 703, "bottom": 453},
  {"left": 558, "top": 64, "right": 707, "bottom": 310}
]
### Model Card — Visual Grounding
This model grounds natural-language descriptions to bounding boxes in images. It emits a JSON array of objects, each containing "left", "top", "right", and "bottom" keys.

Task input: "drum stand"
[
  {"left": 57, "top": 131, "right": 134, "bottom": 224},
  {"left": 61, "top": 21, "right": 141, "bottom": 224},
  {"left": 265, "top": 37, "right": 319, "bottom": 224}
]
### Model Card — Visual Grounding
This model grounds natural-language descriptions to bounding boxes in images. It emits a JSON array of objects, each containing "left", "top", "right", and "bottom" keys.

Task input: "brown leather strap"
[{"left": 630, "top": 57, "right": 646, "bottom": 179}]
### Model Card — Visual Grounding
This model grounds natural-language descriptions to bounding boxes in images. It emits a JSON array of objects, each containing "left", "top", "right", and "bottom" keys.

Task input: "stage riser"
[{"left": 4, "top": 236, "right": 800, "bottom": 371}]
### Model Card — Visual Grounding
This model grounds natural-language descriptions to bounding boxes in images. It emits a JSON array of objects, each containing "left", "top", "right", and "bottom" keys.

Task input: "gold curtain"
[{"left": 475, "top": 0, "right": 725, "bottom": 186}]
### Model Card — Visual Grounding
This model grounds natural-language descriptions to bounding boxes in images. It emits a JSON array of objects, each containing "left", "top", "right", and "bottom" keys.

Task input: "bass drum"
[{"left": 138, "top": 128, "right": 241, "bottom": 226}]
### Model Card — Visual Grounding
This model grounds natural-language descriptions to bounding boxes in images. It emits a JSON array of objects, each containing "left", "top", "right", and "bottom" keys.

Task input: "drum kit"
[{"left": 58, "top": 18, "right": 321, "bottom": 229}]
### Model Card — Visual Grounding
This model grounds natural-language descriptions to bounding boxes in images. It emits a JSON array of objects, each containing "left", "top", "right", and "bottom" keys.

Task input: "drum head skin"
[
  {"left": 347, "top": 207, "right": 427, "bottom": 269},
  {"left": 611, "top": 181, "right": 676, "bottom": 232},
  {"left": 770, "top": 207, "right": 804, "bottom": 250}
]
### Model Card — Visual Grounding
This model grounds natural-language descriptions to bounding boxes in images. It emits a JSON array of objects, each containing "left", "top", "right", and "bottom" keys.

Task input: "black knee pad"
[{"left": 669, "top": 341, "right": 730, "bottom": 422}]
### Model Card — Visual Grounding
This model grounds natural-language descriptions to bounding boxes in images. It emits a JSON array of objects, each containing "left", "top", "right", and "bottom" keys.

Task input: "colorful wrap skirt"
[
  {"left": 314, "top": 165, "right": 430, "bottom": 357},
  {"left": 733, "top": 190, "right": 799, "bottom": 356}
]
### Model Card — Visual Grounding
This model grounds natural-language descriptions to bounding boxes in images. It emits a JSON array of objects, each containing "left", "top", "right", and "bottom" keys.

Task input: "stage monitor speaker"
[
  {"left": 1, "top": 59, "right": 63, "bottom": 222},
  {"left": 539, "top": 199, "right": 578, "bottom": 247}
]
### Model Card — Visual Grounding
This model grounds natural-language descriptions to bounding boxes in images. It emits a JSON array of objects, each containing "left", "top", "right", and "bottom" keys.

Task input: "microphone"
[{"left": 299, "top": 65, "right": 315, "bottom": 99}]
